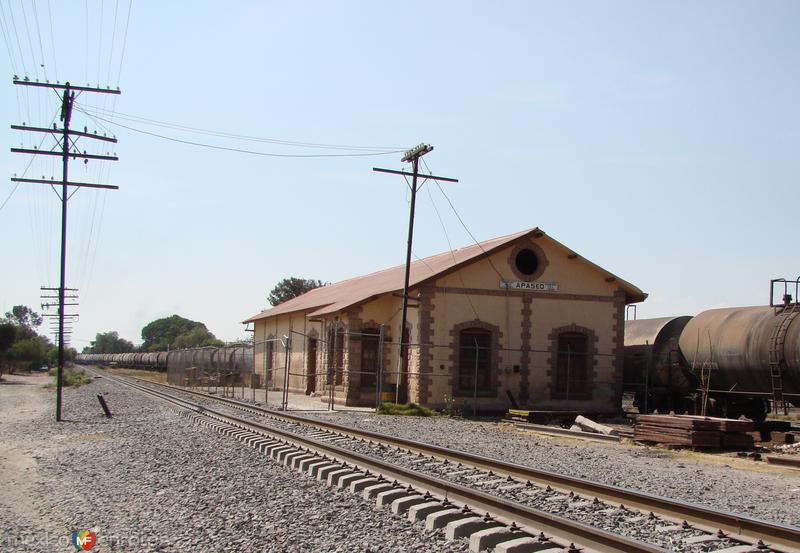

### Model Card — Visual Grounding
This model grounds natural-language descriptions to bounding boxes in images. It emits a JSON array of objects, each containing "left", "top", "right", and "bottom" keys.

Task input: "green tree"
[
  {"left": 2, "top": 305, "right": 43, "bottom": 340},
  {"left": 85, "top": 331, "right": 135, "bottom": 354},
  {"left": 173, "top": 327, "right": 223, "bottom": 349},
  {"left": 47, "top": 346, "right": 76, "bottom": 366},
  {"left": 141, "top": 315, "right": 222, "bottom": 351},
  {"left": 7, "top": 336, "right": 48, "bottom": 371},
  {"left": 268, "top": 277, "right": 325, "bottom": 306}
]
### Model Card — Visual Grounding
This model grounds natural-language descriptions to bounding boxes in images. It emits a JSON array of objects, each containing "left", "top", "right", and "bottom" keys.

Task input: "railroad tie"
[
  {"left": 297, "top": 456, "right": 323, "bottom": 473},
  {"left": 390, "top": 494, "right": 427, "bottom": 515},
  {"left": 362, "top": 482, "right": 395, "bottom": 500},
  {"left": 425, "top": 508, "right": 473, "bottom": 530},
  {"left": 493, "top": 537, "right": 563, "bottom": 553},
  {"left": 326, "top": 467, "right": 356, "bottom": 487},
  {"left": 407, "top": 501, "right": 449, "bottom": 523},
  {"left": 445, "top": 516, "right": 503, "bottom": 540},
  {"left": 348, "top": 476, "right": 382, "bottom": 493},
  {"left": 289, "top": 454, "right": 317, "bottom": 470},
  {"left": 306, "top": 460, "right": 335, "bottom": 478},
  {"left": 469, "top": 526, "right": 528, "bottom": 553},
  {"left": 712, "top": 546, "right": 762, "bottom": 553},
  {"left": 316, "top": 463, "right": 344, "bottom": 482},
  {"left": 375, "top": 487, "right": 413, "bottom": 508},
  {"left": 336, "top": 472, "right": 365, "bottom": 490}
]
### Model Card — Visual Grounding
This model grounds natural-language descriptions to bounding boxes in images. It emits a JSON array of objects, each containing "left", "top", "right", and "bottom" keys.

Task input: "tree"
[
  {"left": 47, "top": 346, "right": 76, "bottom": 366},
  {"left": 141, "top": 315, "right": 223, "bottom": 351},
  {"left": 85, "top": 331, "right": 135, "bottom": 354},
  {"left": 7, "top": 336, "right": 49, "bottom": 371},
  {"left": 2, "top": 305, "right": 43, "bottom": 340},
  {"left": 268, "top": 277, "right": 325, "bottom": 306},
  {"left": 173, "top": 327, "right": 223, "bottom": 349},
  {"left": 0, "top": 323, "right": 17, "bottom": 377}
]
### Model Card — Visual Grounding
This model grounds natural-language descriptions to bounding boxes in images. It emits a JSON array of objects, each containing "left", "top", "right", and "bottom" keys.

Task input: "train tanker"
[
  {"left": 77, "top": 345, "right": 254, "bottom": 382},
  {"left": 624, "top": 301, "right": 799, "bottom": 421}
]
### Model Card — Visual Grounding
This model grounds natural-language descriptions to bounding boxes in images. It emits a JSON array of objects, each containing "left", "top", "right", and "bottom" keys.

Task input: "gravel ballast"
[
  {"left": 0, "top": 373, "right": 469, "bottom": 553},
  {"left": 298, "top": 411, "right": 800, "bottom": 528}
]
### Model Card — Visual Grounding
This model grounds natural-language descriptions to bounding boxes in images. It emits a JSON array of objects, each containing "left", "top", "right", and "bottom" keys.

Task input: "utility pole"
[
  {"left": 41, "top": 287, "right": 79, "bottom": 348},
  {"left": 11, "top": 78, "right": 120, "bottom": 421},
  {"left": 373, "top": 144, "right": 458, "bottom": 402}
]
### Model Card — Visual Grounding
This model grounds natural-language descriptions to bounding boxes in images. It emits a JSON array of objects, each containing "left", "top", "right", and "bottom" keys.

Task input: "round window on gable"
[{"left": 514, "top": 248, "right": 539, "bottom": 276}]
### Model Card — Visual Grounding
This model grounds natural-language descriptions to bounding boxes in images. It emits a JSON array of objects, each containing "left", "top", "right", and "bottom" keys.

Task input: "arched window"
[
  {"left": 458, "top": 328, "right": 492, "bottom": 393},
  {"left": 360, "top": 328, "right": 380, "bottom": 389},
  {"left": 554, "top": 331, "right": 590, "bottom": 399}
]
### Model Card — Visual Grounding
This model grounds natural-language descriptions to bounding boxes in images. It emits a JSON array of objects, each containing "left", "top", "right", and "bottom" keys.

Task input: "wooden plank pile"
[{"left": 633, "top": 414, "right": 755, "bottom": 449}]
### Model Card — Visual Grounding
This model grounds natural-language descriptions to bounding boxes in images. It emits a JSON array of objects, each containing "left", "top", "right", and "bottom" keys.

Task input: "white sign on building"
[{"left": 500, "top": 281, "right": 559, "bottom": 291}]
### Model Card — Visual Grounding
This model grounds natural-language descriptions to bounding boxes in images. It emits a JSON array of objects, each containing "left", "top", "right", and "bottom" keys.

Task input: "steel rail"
[
  {"left": 99, "top": 371, "right": 668, "bottom": 553},
  {"left": 107, "top": 372, "right": 800, "bottom": 552}
]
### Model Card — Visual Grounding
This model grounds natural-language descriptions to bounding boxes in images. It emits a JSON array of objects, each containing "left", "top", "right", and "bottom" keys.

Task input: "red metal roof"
[{"left": 243, "top": 227, "right": 646, "bottom": 323}]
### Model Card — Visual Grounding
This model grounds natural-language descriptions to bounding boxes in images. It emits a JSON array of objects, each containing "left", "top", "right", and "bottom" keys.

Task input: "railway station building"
[{"left": 243, "top": 227, "right": 646, "bottom": 414}]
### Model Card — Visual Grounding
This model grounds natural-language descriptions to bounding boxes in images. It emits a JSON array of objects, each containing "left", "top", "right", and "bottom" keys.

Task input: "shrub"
[
  {"left": 48, "top": 367, "right": 93, "bottom": 387},
  {"left": 376, "top": 402, "right": 435, "bottom": 417},
  {"left": 440, "top": 393, "right": 462, "bottom": 417}
]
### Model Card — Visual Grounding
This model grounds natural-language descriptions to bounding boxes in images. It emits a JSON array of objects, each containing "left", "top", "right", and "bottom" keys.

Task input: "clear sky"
[{"left": 1, "top": 1, "right": 798, "bottom": 348}]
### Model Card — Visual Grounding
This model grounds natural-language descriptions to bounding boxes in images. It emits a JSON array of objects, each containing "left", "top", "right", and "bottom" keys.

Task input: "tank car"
[{"left": 625, "top": 303, "right": 800, "bottom": 421}]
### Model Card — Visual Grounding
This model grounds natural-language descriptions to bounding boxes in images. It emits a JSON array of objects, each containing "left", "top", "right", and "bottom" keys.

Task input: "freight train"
[
  {"left": 77, "top": 345, "right": 254, "bottom": 379},
  {"left": 624, "top": 296, "right": 799, "bottom": 421}
]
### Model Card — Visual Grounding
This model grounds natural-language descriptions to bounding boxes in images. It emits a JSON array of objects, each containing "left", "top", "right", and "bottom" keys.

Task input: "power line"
[
  {"left": 1, "top": 108, "right": 58, "bottom": 213},
  {"left": 79, "top": 108, "right": 407, "bottom": 158},
  {"left": 78, "top": 104, "right": 405, "bottom": 152},
  {"left": 46, "top": 0, "right": 57, "bottom": 77},
  {"left": 115, "top": 0, "right": 131, "bottom": 85},
  {"left": 18, "top": 0, "right": 39, "bottom": 80},
  {"left": 424, "top": 177, "right": 481, "bottom": 321},
  {"left": 0, "top": 2, "right": 19, "bottom": 75},
  {"left": 104, "top": 0, "right": 118, "bottom": 86},
  {"left": 422, "top": 157, "right": 507, "bottom": 283},
  {"left": 31, "top": 0, "right": 47, "bottom": 80}
]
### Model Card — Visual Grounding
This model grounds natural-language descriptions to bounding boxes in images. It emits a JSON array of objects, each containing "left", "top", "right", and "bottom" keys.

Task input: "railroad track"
[{"left": 93, "top": 368, "right": 800, "bottom": 553}]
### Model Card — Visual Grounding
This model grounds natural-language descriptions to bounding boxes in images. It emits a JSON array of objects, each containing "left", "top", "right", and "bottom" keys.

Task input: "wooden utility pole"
[
  {"left": 11, "top": 78, "right": 121, "bottom": 421},
  {"left": 373, "top": 144, "right": 458, "bottom": 402}
]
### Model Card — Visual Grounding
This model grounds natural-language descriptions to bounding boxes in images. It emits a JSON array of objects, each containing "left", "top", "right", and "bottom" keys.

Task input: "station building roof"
[{"left": 243, "top": 227, "right": 646, "bottom": 324}]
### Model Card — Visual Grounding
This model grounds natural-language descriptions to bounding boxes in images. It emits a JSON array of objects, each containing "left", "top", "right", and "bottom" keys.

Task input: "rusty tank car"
[{"left": 625, "top": 299, "right": 800, "bottom": 420}]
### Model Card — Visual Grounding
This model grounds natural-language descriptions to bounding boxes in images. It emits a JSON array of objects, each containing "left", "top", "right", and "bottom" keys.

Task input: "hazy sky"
[{"left": 1, "top": 1, "right": 798, "bottom": 347}]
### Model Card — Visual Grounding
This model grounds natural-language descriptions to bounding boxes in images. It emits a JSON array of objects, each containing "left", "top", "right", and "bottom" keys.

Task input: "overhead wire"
[
  {"left": 104, "top": 0, "right": 117, "bottom": 86},
  {"left": 18, "top": 0, "right": 38, "bottom": 80},
  {"left": 77, "top": 108, "right": 407, "bottom": 158},
  {"left": 422, "top": 157, "right": 507, "bottom": 283},
  {"left": 0, "top": 2, "right": 19, "bottom": 75},
  {"left": 45, "top": 0, "right": 56, "bottom": 77},
  {"left": 6, "top": 1, "right": 32, "bottom": 123},
  {"left": 77, "top": 104, "right": 405, "bottom": 152},
  {"left": 30, "top": 0, "right": 46, "bottom": 80},
  {"left": 424, "top": 175, "right": 481, "bottom": 321},
  {"left": 115, "top": 0, "right": 131, "bottom": 85}
]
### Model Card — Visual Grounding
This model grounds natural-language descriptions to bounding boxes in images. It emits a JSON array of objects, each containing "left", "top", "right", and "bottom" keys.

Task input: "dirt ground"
[{"left": 0, "top": 374, "right": 58, "bottom": 542}]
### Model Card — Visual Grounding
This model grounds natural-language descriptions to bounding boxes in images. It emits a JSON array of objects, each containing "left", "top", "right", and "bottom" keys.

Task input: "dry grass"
[{"left": 102, "top": 367, "right": 168, "bottom": 384}]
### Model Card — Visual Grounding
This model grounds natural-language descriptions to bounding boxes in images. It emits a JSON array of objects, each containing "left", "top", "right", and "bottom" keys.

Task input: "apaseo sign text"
[{"left": 500, "top": 281, "right": 559, "bottom": 291}]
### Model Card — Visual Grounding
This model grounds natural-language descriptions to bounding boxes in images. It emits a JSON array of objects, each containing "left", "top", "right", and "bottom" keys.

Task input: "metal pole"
[
  {"left": 329, "top": 325, "right": 335, "bottom": 411},
  {"left": 56, "top": 83, "right": 73, "bottom": 422},
  {"left": 282, "top": 335, "right": 291, "bottom": 410},
  {"left": 398, "top": 155, "right": 420, "bottom": 404},
  {"left": 644, "top": 339, "right": 651, "bottom": 415},
  {"left": 375, "top": 325, "right": 385, "bottom": 410},
  {"left": 264, "top": 340, "right": 273, "bottom": 409}
]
